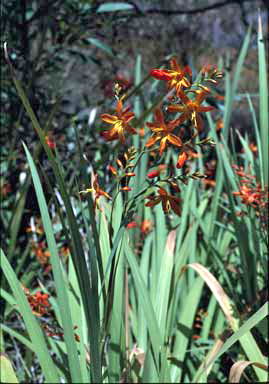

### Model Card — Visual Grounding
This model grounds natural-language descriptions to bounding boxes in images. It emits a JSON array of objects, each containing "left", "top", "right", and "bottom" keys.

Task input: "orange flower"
[
  {"left": 216, "top": 118, "right": 223, "bottom": 132},
  {"left": 45, "top": 134, "right": 56, "bottom": 149},
  {"left": 101, "top": 100, "right": 136, "bottom": 144},
  {"left": 145, "top": 187, "right": 181, "bottom": 215},
  {"left": 145, "top": 106, "right": 182, "bottom": 155},
  {"left": 177, "top": 151, "right": 188, "bottom": 168},
  {"left": 249, "top": 143, "right": 258, "bottom": 155},
  {"left": 79, "top": 174, "right": 111, "bottom": 209},
  {"left": 140, "top": 220, "right": 153, "bottom": 235},
  {"left": 108, "top": 165, "right": 117, "bottom": 176},
  {"left": 150, "top": 58, "right": 192, "bottom": 95},
  {"left": 121, "top": 186, "right": 132, "bottom": 192},
  {"left": 35, "top": 246, "right": 50, "bottom": 265},
  {"left": 168, "top": 90, "right": 215, "bottom": 132}
]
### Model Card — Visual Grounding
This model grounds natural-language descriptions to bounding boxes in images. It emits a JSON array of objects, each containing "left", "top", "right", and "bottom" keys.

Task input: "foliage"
[{"left": 1, "top": 7, "right": 268, "bottom": 384}]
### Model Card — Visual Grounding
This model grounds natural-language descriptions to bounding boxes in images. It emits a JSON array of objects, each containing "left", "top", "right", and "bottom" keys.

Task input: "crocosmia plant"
[{"left": 1, "top": 13, "right": 268, "bottom": 384}]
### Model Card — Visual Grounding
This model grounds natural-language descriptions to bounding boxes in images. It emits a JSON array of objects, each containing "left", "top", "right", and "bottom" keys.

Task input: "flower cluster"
[
  {"left": 98, "top": 57, "right": 222, "bottom": 215},
  {"left": 33, "top": 241, "right": 51, "bottom": 266},
  {"left": 232, "top": 165, "right": 268, "bottom": 227},
  {"left": 108, "top": 146, "right": 137, "bottom": 192},
  {"left": 23, "top": 286, "right": 80, "bottom": 341},
  {"left": 24, "top": 288, "right": 51, "bottom": 317}
]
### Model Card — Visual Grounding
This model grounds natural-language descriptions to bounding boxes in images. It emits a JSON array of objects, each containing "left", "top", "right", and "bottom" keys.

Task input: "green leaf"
[
  {"left": 97, "top": 3, "right": 134, "bottom": 12},
  {"left": 0, "top": 354, "right": 19, "bottom": 383},
  {"left": 87, "top": 38, "right": 113, "bottom": 56}
]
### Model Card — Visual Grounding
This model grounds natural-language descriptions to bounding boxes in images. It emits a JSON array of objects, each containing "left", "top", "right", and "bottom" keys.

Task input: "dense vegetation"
[{"left": 1, "top": 2, "right": 268, "bottom": 383}]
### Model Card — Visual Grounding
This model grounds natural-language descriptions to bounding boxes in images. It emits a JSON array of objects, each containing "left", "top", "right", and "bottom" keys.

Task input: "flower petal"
[
  {"left": 154, "top": 107, "right": 165, "bottom": 125},
  {"left": 177, "top": 152, "right": 188, "bottom": 168},
  {"left": 159, "top": 136, "right": 168, "bottom": 155},
  {"left": 145, "top": 197, "right": 161, "bottom": 207},
  {"left": 195, "top": 90, "right": 207, "bottom": 104},
  {"left": 116, "top": 100, "right": 123, "bottom": 115},
  {"left": 196, "top": 106, "right": 215, "bottom": 112},
  {"left": 158, "top": 188, "right": 168, "bottom": 196},
  {"left": 178, "top": 91, "right": 190, "bottom": 104},
  {"left": 170, "top": 198, "right": 181, "bottom": 215},
  {"left": 167, "top": 134, "right": 182, "bottom": 147},
  {"left": 145, "top": 135, "right": 159, "bottom": 147},
  {"left": 150, "top": 69, "right": 172, "bottom": 81},
  {"left": 147, "top": 122, "right": 162, "bottom": 129},
  {"left": 183, "top": 65, "right": 192, "bottom": 79},
  {"left": 123, "top": 112, "right": 135, "bottom": 123},
  {"left": 181, "top": 77, "right": 191, "bottom": 88},
  {"left": 196, "top": 114, "right": 204, "bottom": 132},
  {"left": 171, "top": 113, "right": 189, "bottom": 126},
  {"left": 125, "top": 124, "right": 137, "bottom": 134},
  {"left": 170, "top": 58, "right": 180, "bottom": 72},
  {"left": 101, "top": 114, "right": 118, "bottom": 124},
  {"left": 151, "top": 126, "right": 166, "bottom": 132},
  {"left": 167, "top": 105, "right": 185, "bottom": 113}
]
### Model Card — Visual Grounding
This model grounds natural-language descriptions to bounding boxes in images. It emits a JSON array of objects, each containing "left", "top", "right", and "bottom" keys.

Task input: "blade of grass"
[{"left": 258, "top": 14, "right": 268, "bottom": 187}]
